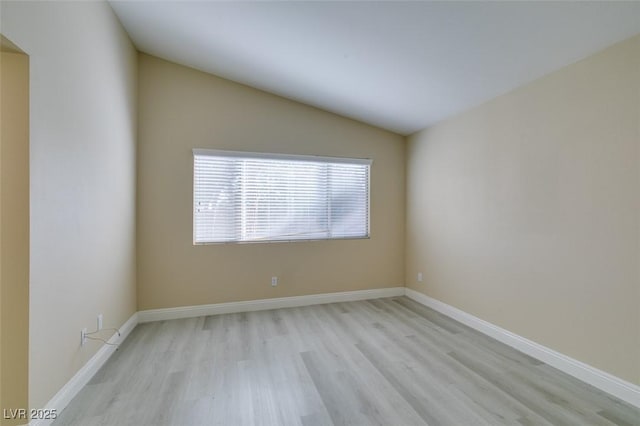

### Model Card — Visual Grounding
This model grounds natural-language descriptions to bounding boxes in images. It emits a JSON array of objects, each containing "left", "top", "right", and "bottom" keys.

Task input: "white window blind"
[{"left": 193, "top": 149, "right": 371, "bottom": 244}]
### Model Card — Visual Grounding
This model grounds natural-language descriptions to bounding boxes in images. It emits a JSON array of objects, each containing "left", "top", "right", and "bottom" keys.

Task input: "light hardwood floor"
[{"left": 54, "top": 297, "right": 640, "bottom": 425}]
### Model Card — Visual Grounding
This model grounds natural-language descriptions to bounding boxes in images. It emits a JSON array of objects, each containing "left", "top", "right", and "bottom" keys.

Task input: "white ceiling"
[{"left": 110, "top": 1, "right": 640, "bottom": 135}]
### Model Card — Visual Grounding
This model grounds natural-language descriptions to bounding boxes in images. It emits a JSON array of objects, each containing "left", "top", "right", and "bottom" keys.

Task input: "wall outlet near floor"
[
  {"left": 81, "top": 328, "right": 87, "bottom": 346},
  {"left": 417, "top": 272, "right": 423, "bottom": 282},
  {"left": 271, "top": 276, "right": 278, "bottom": 287},
  {"left": 97, "top": 313, "right": 103, "bottom": 331}
]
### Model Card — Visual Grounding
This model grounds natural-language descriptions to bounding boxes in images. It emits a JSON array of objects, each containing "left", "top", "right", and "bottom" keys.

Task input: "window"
[{"left": 193, "top": 149, "right": 371, "bottom": 244}]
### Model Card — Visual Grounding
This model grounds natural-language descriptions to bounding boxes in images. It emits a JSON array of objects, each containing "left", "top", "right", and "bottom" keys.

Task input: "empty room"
[{"left": 1, "top": 1, "right": 639, "bottom": 425}]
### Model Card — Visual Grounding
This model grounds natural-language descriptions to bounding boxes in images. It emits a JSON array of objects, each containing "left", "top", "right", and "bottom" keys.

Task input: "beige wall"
[
  {"left": 0, "top": 45, "right": 30, "bottom": 425},
  {"left": 0, "top": 1, "right": 138, "bottom": 410},
  {"left": 137, "top": 54, "right": 405, "bottom": 310},
  {"left": 406, "top": 35, "right": 640, "bottom": 385}
]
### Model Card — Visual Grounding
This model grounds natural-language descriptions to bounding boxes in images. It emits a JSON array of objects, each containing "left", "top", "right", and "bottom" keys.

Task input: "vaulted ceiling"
[{"left": 110, "top": 1, "right": 640, "bottom": 135}]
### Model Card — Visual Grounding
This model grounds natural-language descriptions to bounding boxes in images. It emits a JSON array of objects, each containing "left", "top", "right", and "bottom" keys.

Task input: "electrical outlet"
[
  {"left": 417, "top": 272, "right": 423, "bottom": 282},
  {"left": 81, "top": 328, "right": 87, "bottom": 346},
  {"left": 97, "top": 314, "right": 103, "bottom": 331},
  {"left": 271, "top": 276, "right": 278, "bottom": 287}
]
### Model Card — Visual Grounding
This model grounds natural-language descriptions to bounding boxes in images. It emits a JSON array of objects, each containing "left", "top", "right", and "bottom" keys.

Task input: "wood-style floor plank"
[{"left": 54, "top": 297, "right": 640, "bottom": 426}]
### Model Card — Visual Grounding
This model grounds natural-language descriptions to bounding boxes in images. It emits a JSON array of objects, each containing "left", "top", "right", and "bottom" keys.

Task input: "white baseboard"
[
  {"left": 138, "top": 287, "right": 405, "bottom": 323},
  {"left": 404, "top": 287, "right": 640, "bottom": 408},
  {"left": 30, "top": 313, "right": 139, "bottom": 426}
]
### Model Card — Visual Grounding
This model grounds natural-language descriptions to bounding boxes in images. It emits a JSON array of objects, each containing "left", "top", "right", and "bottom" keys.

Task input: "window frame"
[{"left": 192, "top": 148, "right": 372, "bottom": 245}]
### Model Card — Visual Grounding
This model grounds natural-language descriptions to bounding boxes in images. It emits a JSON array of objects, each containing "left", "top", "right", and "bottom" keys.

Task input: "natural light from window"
[{"left": 193, "top": 149, "right": 371, "bottom": 244}]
